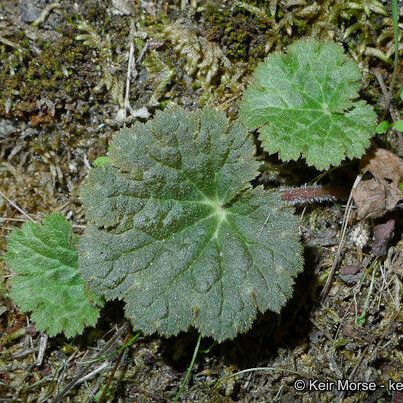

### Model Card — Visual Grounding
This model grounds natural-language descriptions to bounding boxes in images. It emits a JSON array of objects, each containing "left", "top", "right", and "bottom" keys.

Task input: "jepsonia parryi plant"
[
  {"left": 79, "top": 106, "right": 303, "bottom": 342},
  {"left": 239, "top": 38, "right": 377, "bottom": 170},
  {"left": 4, "top": 213, "right": 102, "bottom": 338}
]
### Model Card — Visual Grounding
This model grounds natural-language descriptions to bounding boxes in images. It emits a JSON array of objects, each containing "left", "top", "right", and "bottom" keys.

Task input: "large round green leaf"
[{"left": 79, "top": 106, "right": 303, "bottom": 342}]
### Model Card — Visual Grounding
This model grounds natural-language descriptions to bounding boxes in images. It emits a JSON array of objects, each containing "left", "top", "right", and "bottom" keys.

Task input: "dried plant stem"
[
  {"left": 36, "top": 334, "right": 48, "bottom": 367},
  {"left": 320, "top": 175, "right": 362, "bottom": 300},
  {"left": 215, "top": 366, "right": 319, "bottom": 389},
  {"left": 372, "top": 68, "right": 401, "bottom": 122},
  {"left": 97, "top": 349, "right": 125, "bottom": 403},
  {"left": 0, "top": 190, "right": 36, "bottom": 223},
  {"left": 76, "top": 361, "right": 109, "bottom": 385},
  {"left": 336, "top": 308, "right": 401, "bottom": 402},
  {"left": 0, "top": 36, "right": 22, "bottom": 51},
  {"left": 123, "top": 43, "right": 135, "bottom": 122},
  {"left": 52, "top": 322, "right": 129, "bottom": 402},
  {"left": 390, "top": 0, "right": 399, "bottom": 98}
]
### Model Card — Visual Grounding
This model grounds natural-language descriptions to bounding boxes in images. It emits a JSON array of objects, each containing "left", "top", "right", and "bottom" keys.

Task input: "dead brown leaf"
[
  {"left": 360, "top": 148, "right": 403, "bottom": 185},
  {"left": 353, "top": 149, "right": 403, "bottom": 219},
  {"left": 371, "top": 219, "right": 395, "bottom": 256},
  {"left": 353, "top": 179, "right": 386, "bottom": 219}
]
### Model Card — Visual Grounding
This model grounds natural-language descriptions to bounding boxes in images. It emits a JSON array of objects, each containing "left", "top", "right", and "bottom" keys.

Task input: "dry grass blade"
[
  {"left": 0, "top": 191, "right": 36, "bottom": 223},
  {"left": 320, "top": 175, "right": 362, "bottom": 300},
  {"left": 52, "top": 322, "right": 129, "bottom": 402},
  {"left": 336, "top": 307, "right": 401, "bottom": 402}
]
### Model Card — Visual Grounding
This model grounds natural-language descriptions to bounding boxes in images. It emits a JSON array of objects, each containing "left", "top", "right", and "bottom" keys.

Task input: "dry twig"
[
  {"left": 320, "top": 175, "right": 362, "bottom": 300},
  {"left": 0, "top": 191, "right": 36, "bottom": 223},
  {"left": 36, "top": 334, "right": 48, "bottom": 367},
  {"left": 52, "top": 322, "right": 129, "bottom": 402}
]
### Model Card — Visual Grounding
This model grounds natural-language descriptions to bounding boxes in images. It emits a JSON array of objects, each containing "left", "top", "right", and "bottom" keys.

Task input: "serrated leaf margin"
[
  {"left": 239, "top": 38, "right": 377, "bottom": 170},
  {"left": 4, "top": 213, "right": 102, "bottom": 338},
  {"left": 79, "top": 106, "right": 304, "bottom": 342}
]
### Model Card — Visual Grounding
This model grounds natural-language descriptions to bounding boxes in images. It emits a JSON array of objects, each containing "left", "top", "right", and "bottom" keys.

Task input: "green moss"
[
  {"left": 0, "top": 0, "right": 135, "bottom": 119},
  {"left": 0, "top": 27, "right": 94, "bottom": 119},
  {"left": 203, "top": 2, "right": 270, "bottom": 62}
]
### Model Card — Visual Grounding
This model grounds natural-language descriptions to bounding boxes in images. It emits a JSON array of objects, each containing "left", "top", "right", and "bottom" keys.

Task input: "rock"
[
  {"left": 20, "top": 0, "right": 41, "bottom": 23},
  {"left": 0, "top": 119, "right": 17, "bottom": 138}
]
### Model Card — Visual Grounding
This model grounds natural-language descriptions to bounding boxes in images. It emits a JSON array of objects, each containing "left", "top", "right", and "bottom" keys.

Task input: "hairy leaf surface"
[
  {"left": 240, "top": 38, "right": 377, "bottom": 170},
  {"left": 80, "top": 106, "right": 303, "bottom": 342},
  {"left": 4, "top": 213, "right": 102, "bottom": 338}
]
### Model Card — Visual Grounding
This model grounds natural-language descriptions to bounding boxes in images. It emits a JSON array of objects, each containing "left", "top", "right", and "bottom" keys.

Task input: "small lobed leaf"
[
  {"left": 391, "top": 120, "right": 403, "bottom": 131},
  {"left": 79, "top": 106, "right": 304, "bottom": 342},
  {"left": 4, "top": 213, "right": 102, "bottom": 338},
  {"left": 375, "top": 120, "right": 390, "bottom": 134},
  {"left": 239, "top": 38, "right": 377, "bottom": 170}
]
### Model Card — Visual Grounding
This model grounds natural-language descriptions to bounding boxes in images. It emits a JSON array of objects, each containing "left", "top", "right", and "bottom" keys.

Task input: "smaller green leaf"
[
  {"left": 239, "top": 38, "right": 377, "bottom": 170},
  {"left": 399, "top": 87, "right": 403, "bottom": 102},
  {"left": 4, "top": 213, "right": 102, "bottom": 338},
  {"left": 375, "top": 120, "right": 390, "bottom": 134},
  {"left": 391, "top": 120, "right": 403, "bottom": 132},
  {"left": 94, "top": 156, "right": 112, "bottom": 167}
]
